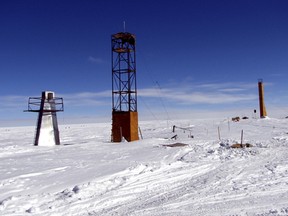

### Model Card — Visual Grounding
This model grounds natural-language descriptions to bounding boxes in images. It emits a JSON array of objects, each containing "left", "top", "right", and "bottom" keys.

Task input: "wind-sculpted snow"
[{"left": 0, "top": 118, "right": 288, "bottom": 215}]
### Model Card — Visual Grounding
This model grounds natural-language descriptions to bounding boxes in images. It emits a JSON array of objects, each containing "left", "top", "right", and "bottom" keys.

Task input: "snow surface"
[{"left": 0, "top": 117, "right": 288, "bottom": 215}]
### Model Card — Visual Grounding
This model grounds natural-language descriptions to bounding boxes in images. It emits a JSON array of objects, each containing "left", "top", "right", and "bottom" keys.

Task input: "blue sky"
[{"left": 1, "top": 0, "right": 288, "bottom": 125}]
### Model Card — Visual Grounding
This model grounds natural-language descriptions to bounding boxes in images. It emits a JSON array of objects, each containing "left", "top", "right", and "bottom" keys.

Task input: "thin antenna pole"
[
  {"left": 155, "top": 81, "right": 171, "bottom": 122},
  {"left": 123, "top": 21, "right": 126, "bottom": 32}
]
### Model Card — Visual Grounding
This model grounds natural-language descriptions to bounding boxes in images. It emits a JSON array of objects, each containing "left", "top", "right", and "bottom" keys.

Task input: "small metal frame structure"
[
  {"left": 111, "top": 32, "right": 139, "bottom": 142},
  {"left": 25, "top": 91, "right": 64, "bottom": 146}
]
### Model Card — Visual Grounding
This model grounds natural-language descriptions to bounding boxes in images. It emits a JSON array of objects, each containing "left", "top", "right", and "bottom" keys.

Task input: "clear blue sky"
[{"left": 1, "top": 0, "right": 288, "bottom": 125}]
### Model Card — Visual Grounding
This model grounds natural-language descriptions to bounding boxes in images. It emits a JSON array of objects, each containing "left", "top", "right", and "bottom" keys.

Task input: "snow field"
[{"left": 0, "top": 118, "right": 288, "bottom": 215}]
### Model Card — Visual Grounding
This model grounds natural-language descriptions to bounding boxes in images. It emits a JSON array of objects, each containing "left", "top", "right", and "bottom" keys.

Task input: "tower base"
[
  {"left": 112, "top": 111, "right": 139, "bottom": 142},
  {"left": 35, "top": 91, "right": 60, "bottom": 146}
]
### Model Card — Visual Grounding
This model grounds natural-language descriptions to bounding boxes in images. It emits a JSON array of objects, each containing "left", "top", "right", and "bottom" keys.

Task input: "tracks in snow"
[{"left": 1, "top": 137, "right": 288, "bottom": 215}]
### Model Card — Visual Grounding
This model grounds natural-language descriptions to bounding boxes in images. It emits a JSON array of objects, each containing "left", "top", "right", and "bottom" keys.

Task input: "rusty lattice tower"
[{"left": 111, "top": 32, "right": 139, "bottom": 142}]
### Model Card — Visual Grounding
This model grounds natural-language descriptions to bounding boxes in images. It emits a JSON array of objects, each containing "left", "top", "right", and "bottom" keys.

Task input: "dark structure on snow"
[
  {"left": 111, "top": 32, "right": 139, "bottom": 142},
  {"left": 25, "top": 91, "right": 64, "bottom": 146},
  {"left": 258, "top": 79, "right": 267, "bottom": 118}
]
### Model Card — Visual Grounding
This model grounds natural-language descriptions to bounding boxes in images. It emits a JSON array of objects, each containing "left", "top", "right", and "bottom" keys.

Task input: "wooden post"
[
  {"left": 139, "top": 127, "right": 143, "bottom": 140},
  {"left": 218, "top": 126, "right": 221, "bottom": 140}
]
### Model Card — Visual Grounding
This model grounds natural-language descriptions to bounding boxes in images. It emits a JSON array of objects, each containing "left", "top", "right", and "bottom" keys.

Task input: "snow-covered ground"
[{"left": 0, "top": 117, "right": 288, "bottom": 215}]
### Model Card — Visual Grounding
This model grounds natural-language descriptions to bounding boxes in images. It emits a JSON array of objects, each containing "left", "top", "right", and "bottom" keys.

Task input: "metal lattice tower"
[
  {"left": 111, "top": 32, "right": 139, "bottom": 142},
  {"left": 112, "top": 32, "right": 137, "bottom": 112}
]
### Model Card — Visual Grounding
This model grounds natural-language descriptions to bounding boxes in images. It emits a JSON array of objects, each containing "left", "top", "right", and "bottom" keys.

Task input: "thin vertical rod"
[{"left": 218, "top": 126, "right": 221, "bottom": 140}]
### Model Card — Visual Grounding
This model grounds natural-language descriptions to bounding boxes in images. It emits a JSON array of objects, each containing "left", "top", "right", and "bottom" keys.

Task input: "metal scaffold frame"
[
  {"left": 111, "top": 32, "right": 139, "bottom": 142},
  {"left": 26, "top": 96, "right": 64, "bottom": 113},
  {"left": 112, "top": 32, "right": 137, "bottom": 112}
]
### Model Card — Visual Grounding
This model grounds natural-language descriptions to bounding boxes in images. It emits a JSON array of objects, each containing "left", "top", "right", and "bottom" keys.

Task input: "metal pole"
[{"left": 139, "top": 127, "right": 143, "bottom": 139}]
